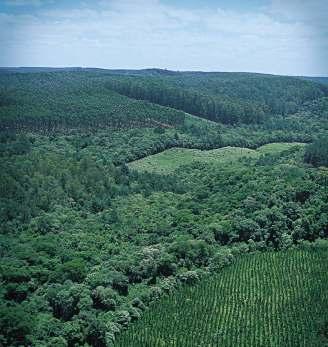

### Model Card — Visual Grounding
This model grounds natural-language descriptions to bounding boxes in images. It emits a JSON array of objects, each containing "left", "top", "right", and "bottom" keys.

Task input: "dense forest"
[
  {"left": 0, "top": 69, "right": 327, "bottom": 346},
  {"left": 0, "top": 72, "right": 186, "bottom": 133},
  {"left": 1, "top": 69, "right": 327, "bottom": 133},
  {"left": 105, "top": 71, "right": 327, "bottom": 124}
]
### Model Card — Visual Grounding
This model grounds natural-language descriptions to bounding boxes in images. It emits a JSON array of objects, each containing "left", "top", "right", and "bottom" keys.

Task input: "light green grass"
[
  {"left": 129, "top": 142, "right": 305, "bottom": 174},
  {"left": 257, "top": 142, "right": 305, "bottom": 154}
]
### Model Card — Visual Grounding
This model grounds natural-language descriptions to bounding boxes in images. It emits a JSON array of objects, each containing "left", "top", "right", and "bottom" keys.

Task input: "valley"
[{"left": 0, "top": 69, "right": 327, "bottom": 346}]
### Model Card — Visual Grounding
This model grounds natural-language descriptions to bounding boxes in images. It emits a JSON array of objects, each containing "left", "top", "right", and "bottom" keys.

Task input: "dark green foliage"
[
  {"left": 0, "top": 304, "right": 35, "bottom": 346},
  {"left": 169, "top": 239, "right": 212, "bottom": 267},
  {"left": 156, "top": 254, "right": 177, "bottom": 277},
  {"left": 116, "top": 246, "right": 328, "bottom": 347},
  {"left": 1, "top": 130, "right": 327, "bottom": 345},
  {"left": 0, "top": 70, "right": 326, "bottom": 134},
  {"left": 304, "top": 136, "right": 328, "bottom": 167},
  {"left": 0, "top": 70, "right": 327, "bottom": 346},
  {"left": 111, "top": 273, "right": 129, "bottom": 296},
  {"left": 106, "top": 71, "right": 327, "bottom": 124},
  {"left": 59, "top": 259, "right": 87, "bottom": 282},
  {"left": 300, "top": 76, "right": 328, "bottom": 86},
  {"left": 0, "top": 72, "right": 185, "bottom": 133},
  {"left": 92, "top": 286, "right": 119, "bottom": 310},
  {"left": 303, "top": 97, "right": 328, "bottom": 118}
]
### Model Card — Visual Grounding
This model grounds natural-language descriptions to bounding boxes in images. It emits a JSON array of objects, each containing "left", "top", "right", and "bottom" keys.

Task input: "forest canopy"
[{"left": 0, "top": 69, "right": 327, "bottom": 346}]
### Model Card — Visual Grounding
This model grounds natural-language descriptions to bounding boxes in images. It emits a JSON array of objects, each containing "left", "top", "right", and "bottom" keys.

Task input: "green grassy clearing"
[{"left": 128, "top": 142, "right": 306, "bottom": 174}]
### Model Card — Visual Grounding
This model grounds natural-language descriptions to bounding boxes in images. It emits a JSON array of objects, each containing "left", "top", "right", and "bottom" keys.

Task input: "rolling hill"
[{"left": 0, "top": 68, "right": 327, "bottom": 347}]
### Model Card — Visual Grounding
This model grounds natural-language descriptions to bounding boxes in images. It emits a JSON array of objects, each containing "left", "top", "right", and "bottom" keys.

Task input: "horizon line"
[{"left": 0, "top": 66, "right": 327, "bottom": 78}]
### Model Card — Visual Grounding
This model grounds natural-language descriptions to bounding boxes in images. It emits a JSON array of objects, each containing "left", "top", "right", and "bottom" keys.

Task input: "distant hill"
[
  {"left": 299, "top": 76, "right": 328, "bottom": 85},
  {"left": 0, "top": 67, "right": 178, "bottom": 75},
  {"left": 0, "top": 67, "right": 83, "bottom": 74},
  {"left": 0, "top": 71, "right": 186, "bottom": 132},
  {"left": 104, "top": 69, "right": 328, "bottom": 124},
  {"left": 0, "top": 69, "right": 327, "bottom": 132}
]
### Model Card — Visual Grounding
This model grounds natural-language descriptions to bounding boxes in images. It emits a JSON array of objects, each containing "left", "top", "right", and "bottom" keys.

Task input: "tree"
[
  {"left": 59, "top": 258, "right": 87, "bottom": 283},
  {"left": 0, "top": 304, "right": 34, "bottom": 346},
  {"left": 304, "top": 136, "right": 328, "bottom": 167},
  {"left": 111, "top": 272, "right": 129, "bottom": 296},
  {"left": 156, "top": 253, "right": 177, "bottom": 277},
  {"left": 92, "top": 286, "right": 119, "bottom": 310}
]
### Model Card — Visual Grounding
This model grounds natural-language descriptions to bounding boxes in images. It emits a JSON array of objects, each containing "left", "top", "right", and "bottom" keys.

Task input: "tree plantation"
[
  {"left": 105, "top": 71, "right": 327, "bottom": 125},
  {"left": 116, "top": 245, "right": 328, "bottom": 347},
  {"left": 0, "top": 69, "right": 327, "bottom": 346}
]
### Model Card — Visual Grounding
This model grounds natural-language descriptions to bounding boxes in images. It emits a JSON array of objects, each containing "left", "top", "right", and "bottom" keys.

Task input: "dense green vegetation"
[
  {"left": 0, "top": 69, "right": 327, "bottom": 346},
  {"left": 116, "top": 245, "right": 328, "bottom": 347},
  {"left": 106, "top": 71, "right": 328, "bottom": 124},
  {"left": 0, "top": 72, "right": 185, "bottom": 133},
  {"left": 1, "top": 69, "right": 327, "bottom": 133},
  {"left": 304, "top": 136, "right": 328, "bottom": 167},
  {"left": 300, "top": 76, "right": 328, "bottom": 86}
]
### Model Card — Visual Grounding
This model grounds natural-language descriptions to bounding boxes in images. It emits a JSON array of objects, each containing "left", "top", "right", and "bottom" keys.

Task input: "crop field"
[
  {"left": 128, "top": 142, "right": 305, "bottom": 174},
  {"left": 115, "top": 247, "right": 328, "bottom": 347}
]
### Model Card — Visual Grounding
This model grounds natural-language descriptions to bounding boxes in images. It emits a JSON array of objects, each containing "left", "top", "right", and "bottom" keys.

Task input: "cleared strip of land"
[{"left": 128, "top": 142, "right": 305, "bottom": 174}]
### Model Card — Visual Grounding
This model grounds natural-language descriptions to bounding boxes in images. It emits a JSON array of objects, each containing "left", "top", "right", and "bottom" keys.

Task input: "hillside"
[
  {"left": 1, "top": 70, "right": 327, "bottom": 132},
  {"left": 300, "top": 76, "right": 328, "bottom": 86},
  {"left": 116, "top": 246, "right": 328, "bottom": 347},
  {"left": 0, "top": 72, "right": 186, "bottom": 132},
  {"left": 105, "top": 70, "right": 328, "bottom": 124},
  {"left": 0, "top": 69, "right": 327, "bottom": 346}
]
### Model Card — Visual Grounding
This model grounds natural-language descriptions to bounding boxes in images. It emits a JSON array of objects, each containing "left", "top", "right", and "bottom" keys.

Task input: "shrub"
[
  {"left": 178, "top": 270, "right": 199, "bottom": 285},
  {"left": 92, "top": 286, "right": 119, "bottom": 310},
  {"left": 209, "top": 248, "right": 234, "bottom": 271},
  {"left": 59, "top": 259, "right": 87, "bottom": 282}
]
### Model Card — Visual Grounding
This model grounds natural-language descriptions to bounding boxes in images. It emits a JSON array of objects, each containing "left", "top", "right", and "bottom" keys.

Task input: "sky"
[{"left": 0, "top": 0, "right": 327, "bottom": 76}]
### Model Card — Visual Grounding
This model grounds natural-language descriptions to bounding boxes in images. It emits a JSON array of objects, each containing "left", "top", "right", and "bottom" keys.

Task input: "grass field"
[
  {"left": 115, "top": 247, "right": 328, "bottom": 347},
  {"left": 128, "top": 142, "right": 305, "bottom": 174},
  {"left": 257, "top": 142, "right": 305, "bottom": 154}
]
